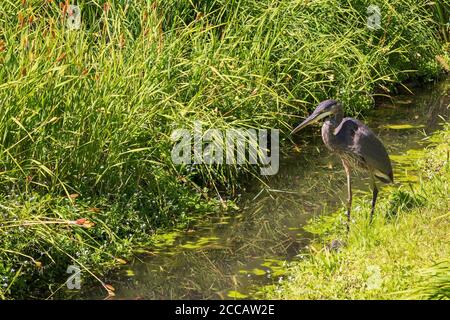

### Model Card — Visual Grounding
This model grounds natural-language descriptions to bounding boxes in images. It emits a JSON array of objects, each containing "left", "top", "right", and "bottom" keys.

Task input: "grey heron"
[{"left": 291, "top": 99, "right": 393, "bottom": 231}]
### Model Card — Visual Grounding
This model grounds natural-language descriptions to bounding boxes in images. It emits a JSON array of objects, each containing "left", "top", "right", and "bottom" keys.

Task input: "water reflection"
[{"left": 87, "top": 80, "right": 449, "bottom": 300}]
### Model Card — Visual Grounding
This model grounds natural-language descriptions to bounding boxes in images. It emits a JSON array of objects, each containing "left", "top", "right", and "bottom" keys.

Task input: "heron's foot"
[{"left": 326, "top": 239, "right": 346, "bottom": 252}]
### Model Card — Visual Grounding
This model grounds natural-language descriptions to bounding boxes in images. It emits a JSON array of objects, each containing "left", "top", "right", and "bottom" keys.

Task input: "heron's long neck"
[
  {"left": 327, "top": 108, "right": 344, "bottom": 128},
  {"left": 322, "top": 108, "right": 344, "bottom": 151}
]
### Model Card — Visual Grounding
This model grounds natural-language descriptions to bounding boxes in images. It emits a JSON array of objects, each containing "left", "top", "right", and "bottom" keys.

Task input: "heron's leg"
[
  {"left": 370, "top": 175, "right": 379, "bottom": 223},
  {"left": 342, "top": 161, "right": 352, "bottom": 232}
]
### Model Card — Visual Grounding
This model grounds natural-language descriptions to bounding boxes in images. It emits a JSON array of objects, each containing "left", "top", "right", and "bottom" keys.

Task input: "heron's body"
[
  {"left": 321, "top": 114, "right": 393, "bottom": 183},
  {"left": 291, "top": 99, "right": 393, "bottom": 231}
]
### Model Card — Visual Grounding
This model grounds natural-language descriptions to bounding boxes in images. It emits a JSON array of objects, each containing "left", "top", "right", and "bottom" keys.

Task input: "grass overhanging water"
[{"left": 0, "top": 0, "right": 448, "bottom": 298}]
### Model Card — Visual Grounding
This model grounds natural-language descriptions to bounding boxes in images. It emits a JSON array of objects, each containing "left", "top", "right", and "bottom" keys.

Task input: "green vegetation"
[
  {"left": 263, "top": 126, "right": 449, "bottom": 299},
  {"left": 433, "top": 0, "right": 450, "bottom": 43},
  {"left": 0, "top": 0, "right": 447, "bottom": 298}
]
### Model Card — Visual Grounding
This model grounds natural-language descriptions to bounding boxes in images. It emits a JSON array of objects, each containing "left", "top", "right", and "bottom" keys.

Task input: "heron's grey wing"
[
  {"left": 334, "top": 118, "right": 393, "bottom": 183},
  {"left": 333, "top": 118, "right": 359, "bottom": 149}
]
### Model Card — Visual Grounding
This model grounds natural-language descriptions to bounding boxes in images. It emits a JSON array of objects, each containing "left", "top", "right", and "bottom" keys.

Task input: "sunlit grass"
[
  {"left": 432, "top": 0, "right": 450, "bottom": 43},
  {"left": 0, "top": 0, "right": 446, "bottom": 298},
  {"left": 264, "top": 125, "right": 450, "bottom": 299}
]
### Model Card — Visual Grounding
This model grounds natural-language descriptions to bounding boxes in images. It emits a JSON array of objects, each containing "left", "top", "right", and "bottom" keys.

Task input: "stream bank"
[{"left": 86, "top": 79, "right": 449, "bottom": 300}]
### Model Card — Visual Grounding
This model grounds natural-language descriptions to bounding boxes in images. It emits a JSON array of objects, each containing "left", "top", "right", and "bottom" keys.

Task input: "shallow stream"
[{"left": 87, "top": 79, "right": 449, "bottom": 300}]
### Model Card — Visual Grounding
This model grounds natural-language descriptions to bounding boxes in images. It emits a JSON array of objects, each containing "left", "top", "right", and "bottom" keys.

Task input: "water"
[{"left": 87, "top": 79, "right": 449, "bottom": 300}]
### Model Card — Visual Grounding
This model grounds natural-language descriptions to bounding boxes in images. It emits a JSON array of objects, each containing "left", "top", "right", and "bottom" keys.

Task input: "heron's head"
[{"left": 291, "top": 99, "right": 341, "bottom": 134}]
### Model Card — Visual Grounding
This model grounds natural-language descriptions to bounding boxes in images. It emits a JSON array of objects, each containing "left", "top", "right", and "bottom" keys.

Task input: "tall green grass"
[
  {"left": 432, "top": 0, "right": 450, "bottom": 42},
  {"left": 408, "top": 261, "right": 450, "bottom": 300},
  {"left": 0, "top": 0, "right": 446, "bottom": 298}
]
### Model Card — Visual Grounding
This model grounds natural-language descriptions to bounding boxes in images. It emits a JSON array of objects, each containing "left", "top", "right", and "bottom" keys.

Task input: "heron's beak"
[{"left": 291, "top": 111, "right": 332, "bottom": 134}]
